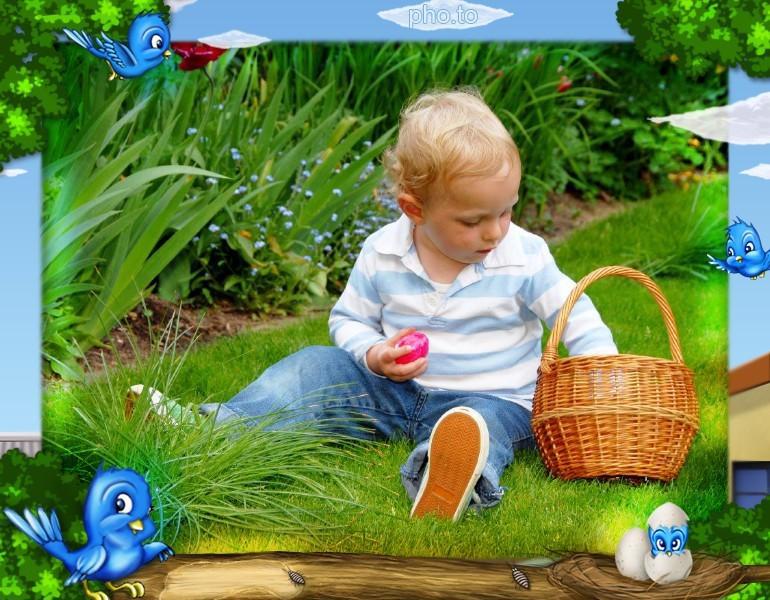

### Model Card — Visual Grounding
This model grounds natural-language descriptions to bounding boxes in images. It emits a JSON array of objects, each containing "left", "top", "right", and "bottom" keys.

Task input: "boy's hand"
[{"left": 366, "top": 328, "right": 428, "bottom": 382}]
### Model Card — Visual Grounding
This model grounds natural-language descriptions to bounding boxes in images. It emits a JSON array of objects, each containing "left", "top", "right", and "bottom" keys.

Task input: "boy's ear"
[{"left": 398, "top": 192, "right": 425, "bottom": 224}]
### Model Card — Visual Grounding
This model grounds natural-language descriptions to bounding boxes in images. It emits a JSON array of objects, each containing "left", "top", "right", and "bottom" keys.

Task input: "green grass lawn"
[{"left": 44, "top": 178, "right": 728, "bottom": 560}]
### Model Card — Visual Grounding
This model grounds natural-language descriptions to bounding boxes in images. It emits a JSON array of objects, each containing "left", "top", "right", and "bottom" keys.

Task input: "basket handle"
[{"left": 540, "top": 266, "right": 684, "bottom": 373}]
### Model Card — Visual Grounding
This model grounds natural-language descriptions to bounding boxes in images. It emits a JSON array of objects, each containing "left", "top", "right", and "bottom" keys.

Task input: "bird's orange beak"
[
  {"left": 163, "top": 50, "right": 172, "bottom": 59},
  {"left": 129, "top": 519, "right": 144, "bottom": 534},
  {"left": 736, "top": 256, "right": 743, "bottom": 263}
]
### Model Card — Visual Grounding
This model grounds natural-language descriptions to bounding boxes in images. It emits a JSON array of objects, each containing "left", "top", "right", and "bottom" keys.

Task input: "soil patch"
[{"left": 82, "top": 192, "right": 626, "bottom": 374}]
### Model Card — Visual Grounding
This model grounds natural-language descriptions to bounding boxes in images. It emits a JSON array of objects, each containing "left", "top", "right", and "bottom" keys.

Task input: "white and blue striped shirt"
[{"left": 329, "top": 214, "right": 617, "bottom": 410}]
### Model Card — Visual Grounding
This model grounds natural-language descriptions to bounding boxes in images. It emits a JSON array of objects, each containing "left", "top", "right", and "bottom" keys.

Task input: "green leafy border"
[
  {"left": 617, "top": 0, "right": 770, "bottom": 77},
  {"left": 0, "top": 0, "right": 168, "bottom": 168}
]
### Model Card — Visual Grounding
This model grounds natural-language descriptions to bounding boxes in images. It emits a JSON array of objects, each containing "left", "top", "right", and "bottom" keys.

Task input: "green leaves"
[
  {"left": 0, "top": 0, "right": 168, "bottom": 168},
  {"left": 0, "top": 450, "right": 87, "bottom": 599},
  {"left": 42, "top": 80, "right": 227, "bottom": 377},
  {"left": 617, "top": 0, "right": 770, "bottom": 77},
  {"left": 690, "top": 496, "right": 770, "bottom": 598}
]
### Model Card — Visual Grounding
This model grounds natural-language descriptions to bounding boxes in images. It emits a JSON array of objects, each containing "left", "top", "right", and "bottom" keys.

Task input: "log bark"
[
  {"left": 111, "top": 551, "right": 770, "bottom": 600},
  {"left": 116, "top": 552, "right": 566, "bottom": 600}
]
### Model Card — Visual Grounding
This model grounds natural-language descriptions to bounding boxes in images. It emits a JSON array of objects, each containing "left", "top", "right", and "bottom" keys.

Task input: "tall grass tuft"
[
  {"left": 620, "top": 178, "right": 725, "bottom": 279},
  {"left": 44, "top": 311, "right": 369, "bottom": 546}
]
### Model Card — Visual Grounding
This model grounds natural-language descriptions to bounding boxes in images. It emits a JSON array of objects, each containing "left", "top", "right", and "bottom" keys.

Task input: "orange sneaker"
[{"left": 410, "top": 407, "right": 490, "bottom": 522}]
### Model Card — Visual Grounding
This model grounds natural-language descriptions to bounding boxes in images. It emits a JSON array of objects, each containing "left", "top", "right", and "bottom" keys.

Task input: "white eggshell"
[
  {"left": 647, "top": 502, "right": 689, "bottom": 529},
  {"left": 615, "top": 527, "right": 651, "bottom": 581},
  {"left": 644, "top": 549, "right": 693, "bottom": 584}
]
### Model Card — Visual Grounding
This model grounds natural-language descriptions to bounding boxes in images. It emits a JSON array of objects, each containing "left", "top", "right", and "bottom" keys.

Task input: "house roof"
[{"left": 730, "top": 353, "right": 770, "bottom": 395}]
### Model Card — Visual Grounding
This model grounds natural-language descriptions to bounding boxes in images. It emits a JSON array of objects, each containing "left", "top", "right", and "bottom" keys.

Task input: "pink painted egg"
[{"left": 395, "top": 332, "right": 429, "bottom": 364}]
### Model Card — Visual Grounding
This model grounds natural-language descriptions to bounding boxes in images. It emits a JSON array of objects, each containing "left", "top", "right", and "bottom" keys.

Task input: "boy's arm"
[
  {"left": 328, "top": 246, "right": 388, "bottom": 370},
  {"left": 520, "top": 240, "right": 618, "bottom": 356}
]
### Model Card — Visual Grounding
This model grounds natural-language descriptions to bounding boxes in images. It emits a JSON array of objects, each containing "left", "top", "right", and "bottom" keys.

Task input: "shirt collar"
[{"left": 372, "top": 213, "right": 527, "bottom": 267}]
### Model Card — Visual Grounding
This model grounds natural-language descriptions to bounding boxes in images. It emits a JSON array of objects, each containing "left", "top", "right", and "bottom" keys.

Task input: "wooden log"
[
  {"left": 116, "top": 552, "right": 568, "bottom": 600},
  {"left": 112, "top": 551, "right": 770, "bottom": 600}
]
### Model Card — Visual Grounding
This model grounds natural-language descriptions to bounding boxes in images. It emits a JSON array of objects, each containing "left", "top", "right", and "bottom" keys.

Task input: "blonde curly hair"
[{"left": 382, "top": 87, "right": 520, "bottom": 202}]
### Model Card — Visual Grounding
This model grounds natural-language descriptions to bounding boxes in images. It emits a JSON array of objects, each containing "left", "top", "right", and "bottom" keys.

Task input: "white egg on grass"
[{"left": 615, "top": 527, "right": 651, "bottom": 581}]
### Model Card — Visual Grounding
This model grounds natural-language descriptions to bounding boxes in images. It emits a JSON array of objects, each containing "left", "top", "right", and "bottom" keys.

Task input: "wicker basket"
[{"left": 531, "top": 266, "right": 699, "bottom": 482}]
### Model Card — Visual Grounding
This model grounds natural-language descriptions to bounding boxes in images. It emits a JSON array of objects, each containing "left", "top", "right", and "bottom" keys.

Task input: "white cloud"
[
  {"left": 649, "top": 92, "right": 770, "bottom": 145},
  {"left": 164, "top": 0, "right": 197, "bottom": 14},
  {"left": 378, "top": 0, "right": 512, "bottom": 31},
  {"left": 0, "top": 169, "right": 27, "bottom": 177},
  {"left": 740, "top": 164, "right": 770, "bottom": 180},
  {"left": 198, "top": 30, "right": 271, "bottom": 49}
]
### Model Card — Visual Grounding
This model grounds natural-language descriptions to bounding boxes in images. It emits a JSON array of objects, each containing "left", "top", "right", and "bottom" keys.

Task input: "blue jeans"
[{"left": 199, "top": 346, "right": 535, "bottom": 509}]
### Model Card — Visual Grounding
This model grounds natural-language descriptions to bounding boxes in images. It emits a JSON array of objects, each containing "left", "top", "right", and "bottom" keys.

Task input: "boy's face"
[{"left": 401, "top": 159, "right": 521, "bottom": 267}]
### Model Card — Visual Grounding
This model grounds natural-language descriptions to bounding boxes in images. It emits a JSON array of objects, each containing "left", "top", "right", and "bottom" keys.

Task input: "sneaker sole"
[{"left": 410, "top": 408, "right": 489, "bottom": 521}]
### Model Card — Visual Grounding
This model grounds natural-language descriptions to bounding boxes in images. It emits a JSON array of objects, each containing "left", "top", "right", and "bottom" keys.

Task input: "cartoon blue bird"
[
  {"left": 4, "top": 466, "right": 173, "bottom": 600},
  {"left": 708, "top": 217, "right": 770, "bottom": 280},
  {"left": 63, "top": 13, "right": 172, "bottom": 81}
]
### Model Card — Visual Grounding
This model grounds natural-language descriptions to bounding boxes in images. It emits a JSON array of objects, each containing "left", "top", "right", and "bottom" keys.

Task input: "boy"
[{"left": 149, "top": 88, "right": 617, "bottom": 521}]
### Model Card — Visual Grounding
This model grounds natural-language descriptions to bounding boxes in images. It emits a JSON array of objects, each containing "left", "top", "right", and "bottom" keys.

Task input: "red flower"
[
  {"left": 556, "top": 75, "right": 573, "bottom": 93},
  {"left": 171, "top": 42, "right": 227, "bottom": 71}
]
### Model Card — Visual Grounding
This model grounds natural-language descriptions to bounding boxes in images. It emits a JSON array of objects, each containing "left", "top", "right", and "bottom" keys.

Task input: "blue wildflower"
[
  {"left": 332, "top": 188, "right": 343, "bottom": 197},
  {"left": 244, "top": 203, "right": 253, "bottom": 212},
  {"left": 186, "top": 127, "right": 198, "bottom": 135},
  {"left": 576, "top": 98, "right": 586, "bottom": 107},
  {"left": 302, "top": 169, "right": 311, "bottom": 178},
  {"left": 208, "top": 223, "right": 220, "bottom": 233},
  {"left": 300, "top": 159, "right": 307, "bottom": 166},
  {"left": 254, "top": 240, "right": 266, "bottom": 249},
  {"left": 610, "top": 117, "right": 621, "bottom": 126},
  {"left": 323, "top": 245, "right": 332, "bottom": 252},
  {"left": 305, "top": 190, "right": 314, "bottom": 198},
  {"left": 250, "top": 174, "right": 258, "bottom": 183},
  {"left": 206, "top": 177, "right": 218, "bottom": 185},
  {"left": 220, "top": 232, "right": 229, "bottom": 240},
  {"left": 314, "top": 234, "right": 324, "bottom": 244},
  {"left": 266, "top": 175, "right": 274, "bottom": 182},
  {"left": 250, "top": 268, "right": 258, "bottom": 276},
  {"left": 284, "top": 221, "right": 293, "bottom": 229}
]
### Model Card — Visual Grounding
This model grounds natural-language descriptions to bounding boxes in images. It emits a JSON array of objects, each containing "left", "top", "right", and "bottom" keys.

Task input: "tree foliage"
[
  {"left": 617, "top": 0, "right": 770, "bottom": 77},
  {"left": 0, "top": 0, "right": 167, "bottom": 168}
]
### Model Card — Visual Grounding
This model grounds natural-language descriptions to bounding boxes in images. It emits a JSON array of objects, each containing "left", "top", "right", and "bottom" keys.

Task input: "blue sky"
[{"left": 728, "top": 71, "right": 770, "bottom": 368}]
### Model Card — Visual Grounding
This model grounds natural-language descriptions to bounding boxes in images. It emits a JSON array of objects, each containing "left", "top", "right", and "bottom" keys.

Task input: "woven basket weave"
[{"left": 532, "top": 266, "right": 699, "bottom": 482}]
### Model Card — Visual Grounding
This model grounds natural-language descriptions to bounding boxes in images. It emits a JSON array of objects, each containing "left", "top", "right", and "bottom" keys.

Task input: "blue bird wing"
[
  {"left": 707, "top": 254, "right": 738, "bottom": 273},
  {"left": 94, "top": 32, "right": 137, "bottom": 69},
  {"left": 763, "top": 251, "right": 770, "bottom": 272},
  {"left": 64, "top": 545, "right": 107, "bottom": 586},
  {"left": 62, "top": 29, "right": 107, "bottom": 60}
]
